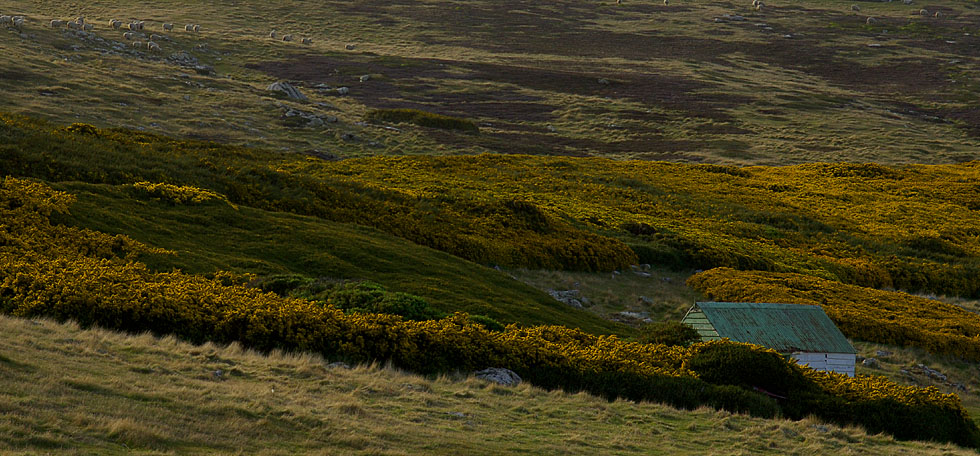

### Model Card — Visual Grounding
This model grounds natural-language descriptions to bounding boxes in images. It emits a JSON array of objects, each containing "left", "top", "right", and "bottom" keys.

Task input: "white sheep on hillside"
[
  {"left": 270, "top": 30, "right": 277, "bottom": 39},
  {"left": 51, "top": 19, "right": 67, "bottom": 27},
  {"left": 163, "top": 23, "right": 173, "bottom": 31},
  {"left": 866, "top": 16, "right": 878, "bottom": 24},
  {"left": 147, "top": 41, "right": 160, "bottom": 51},
  {"left": 851, "top": 4, "right": 860, "bottom": 11},
  {"left": 132, "top": 40, "right": 143, "bottom": 48},
  {"left": 67, "top": 20, "right": 83, "bottom": 30},
  {"left": 282, "top": 34, "right": 293, "bottom": 41},
  {"left": 756, "top": 2, "right": 764, "bottom": 10},
  {"left": 109, "top": 19, "right": 122, "bottom": 29},
  {"left": 12, "top": 16, "right": 24, "bottom": 27},
  {"left": 150, "top": 33, "right": 164, "bottom": 41},
  {"left": 128, "top": 22, "right": 140, "bottom": 31},
  {"left": 75, "top": 16, "right": 85, "bottom": 24},
  {"left": 193, "top": 24, "right": 200, "bottom": 32},
  {"left": 302, "top": 37, "right": 312, "bottom": 44},
  {"left": 123, "top": 31, "right": 143, "bottom": 40},
  {"left": 0, "top": 16, "right": 11, "bottom": 25},
  {"left": 83, "top": 23, "right": 93, "bottom": 31},
  {"left": 185, "top": 24, "right": 194, "bottom": 31},
  {"left": 934, "top": 10, "right": 943, "bottom": 18}
]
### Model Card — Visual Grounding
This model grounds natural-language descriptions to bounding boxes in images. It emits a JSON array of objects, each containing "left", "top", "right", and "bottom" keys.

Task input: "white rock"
[{"left": 474, "top": 367, "right": 521, "bottom": 386}]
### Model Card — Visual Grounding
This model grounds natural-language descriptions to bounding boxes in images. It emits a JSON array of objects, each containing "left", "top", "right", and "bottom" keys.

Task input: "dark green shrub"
[
  {"left": 250, "top": 274, "right": 316, "bottom": 296},
  {"left": 62, "top": 123, "right": 100, "bottom": 136},
  {"left": 684, "top": 342, "right": 809, "bottom": 397},
  {"left": 469, "top": 314, "right": 505, "bottom": 331},
  {"left": 365, "top": 109, "right": 479, "bottom": 133},
  {"left": 636, "top": 321, "right": 701, "bottom": 346}
]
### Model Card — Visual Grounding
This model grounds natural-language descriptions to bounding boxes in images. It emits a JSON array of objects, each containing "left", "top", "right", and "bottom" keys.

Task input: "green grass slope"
[
  {"left": 1, "top": 314, "right": 974, "bottom": 455},
  {"left": 50, "top": 181, "right": 627, "bottom": 335}
]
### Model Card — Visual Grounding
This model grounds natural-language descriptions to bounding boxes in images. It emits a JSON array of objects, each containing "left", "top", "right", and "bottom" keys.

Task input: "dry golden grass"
[{"left": 0, "top": 314, "right": 974, "bottom": 455}]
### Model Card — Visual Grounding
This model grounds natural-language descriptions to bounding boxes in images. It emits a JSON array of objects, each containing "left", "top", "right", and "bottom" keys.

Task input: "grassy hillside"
[
  {"left": 51, "top": 181, "right": 627, "bottom": 334},
  {"left": 1, "top": 0, "right": 979, "bottom": 164},
  {"left": 2, "top": 314, "right": 977, "bottom": 456},
  {"left": 6, "top": 115, "right": 980, "bottom": 297}
]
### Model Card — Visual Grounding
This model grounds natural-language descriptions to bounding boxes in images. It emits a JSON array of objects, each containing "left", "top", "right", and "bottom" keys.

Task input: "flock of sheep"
[
  {"left": 270, "top": 30, "right": 312, "bottom": 45},
  {"left": 43, "top": 16, "right": 202, "bottom": 52},
  {"left": 0, "top": 15, "right": 27, "bottom": 27},
  {"left": 4, "top": 12, "right": 315, "bottom": 51}
]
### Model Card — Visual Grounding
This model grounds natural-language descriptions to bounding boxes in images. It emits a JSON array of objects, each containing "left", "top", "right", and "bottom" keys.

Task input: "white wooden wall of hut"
[{"left": 791, "top": 352, "right": 855, "bottom": 377}]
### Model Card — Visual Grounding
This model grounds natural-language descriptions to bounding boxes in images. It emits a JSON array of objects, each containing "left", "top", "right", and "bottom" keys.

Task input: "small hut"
[{"left": 682, "top": 302, "right": 856, "bottom": 376}]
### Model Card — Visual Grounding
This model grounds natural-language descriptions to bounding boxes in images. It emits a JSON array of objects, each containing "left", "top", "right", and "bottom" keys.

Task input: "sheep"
[
  {"left": 185, "top": 24, "right": 194, "bottom": 31},
  {"left": 138, "top": 20, "right": 145, "bottom": 30},
  {"left": 128, "top": 22, "right": 140, "bottom": 31},
  {"left": 75, "top": 16, "right": 85, "bottom": 25},
  {"left": 193, "top": 24, "right": 200, "bottom": 32},
  {"left": 150, "top": 33, "right": 163, "bottom": 41},
  {"left": 270, "top": 30, "right": 277, "bottom": 39},
  {"left": 123, "top": 31, "right": 142, "bottom": 40},
  {"left": 919, "top": 8, "right": 928, "bottom": 15},
  {"left": 282, "top": 34, "right": 293, "bottom": 41},
  {"left": 934, "top": 10, "right": 943, "bottom": 18},
  {"left": 83, "top": 23, "right": 93, "bottom": 31},
  {"left": 67, "top": 20, "right": 83, "bottom": 30},
  {"left": 756, "top": 2, "right": 764, "bottom": 10},
  {"left": 147, "top": 41, "right": 160, "bottom": 51},
  {"left": 0, "top": 16, "right": 11, "bottom": 26},
  {"left": 663, "top": 0, "right": 669, "bottom": 5},
  {"left": 752, "top": 0, "right": 759, "bottom": 6},
  {"left": 12, "top": 16, "right": 24, "bottom": 27},
  {"left": 866, "top": 16, "right": 877, "bottom": 24},
  {"left": 851, "top": 4, "right": 860, "bottom": 11},
  {"left": 302, "top": 37, "right": 312, "bottom": 44},
  {"left": 51, "top": 19, "right": 67, "bottom": 27},
  {"left": 132, "top": 40, "right": 143, "bottom": 49},
  {"left": 163, "top": 23, "right": 173, "bottom": 31},
  {"left": 109, "top": 19, "right": 122, "bottom": 29}
]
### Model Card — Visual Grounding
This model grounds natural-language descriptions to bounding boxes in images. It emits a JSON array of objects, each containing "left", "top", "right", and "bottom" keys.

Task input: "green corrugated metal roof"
[{"left": 690, "top": 302, "right": 856, "bottom": 354}]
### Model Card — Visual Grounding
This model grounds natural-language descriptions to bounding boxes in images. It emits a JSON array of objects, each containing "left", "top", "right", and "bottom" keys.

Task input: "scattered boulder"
[
  {"left": 474, "top": 367, "right": 522, "bottom": 386},
  {"left": 268, "top": 81, "right": 308, "bottom": 100},
  {"left": 168, "top": 50, "right": 199, "bottom": 66},
  {"left": 915, "top": 364, "right": 947, "bottom": 382},
  {"left": 862, "top": 357, "right": 880, "bottom": 368},
  {"left": 336, "top": 87, "right": 350, "bottom": 95},
  {"left": 281, "top": 107, "right": 330, "bottom": 128},
  {"left": 548, "top": 289, "right": 584, "bottom": 308}
]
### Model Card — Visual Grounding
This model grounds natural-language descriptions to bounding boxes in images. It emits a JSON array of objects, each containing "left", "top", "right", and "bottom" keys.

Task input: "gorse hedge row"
[
  {"left": 1, "top": 177, "right": 977, "bottom": 447},
  {"left": 688, "top": 268, "right": 980, "bottom": 362},
  {"left": 5, "top": 115, "right": 980, "bottom": 296}
]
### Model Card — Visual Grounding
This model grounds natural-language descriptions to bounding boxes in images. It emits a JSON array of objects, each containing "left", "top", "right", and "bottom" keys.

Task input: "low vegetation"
[
  {"left": 6, "top": 117, "right": 980, "bottom": 301},
  {"left": 366, "top": 109, "right": 479, "bottom": 132},
  {"left": 2, "top": 176, "right": 977, "bottom": 446}
]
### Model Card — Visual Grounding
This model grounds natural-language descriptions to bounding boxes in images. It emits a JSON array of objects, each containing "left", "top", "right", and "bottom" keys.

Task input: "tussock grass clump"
[{"left": 366, "top": 109, "right": 479, "bottom": 133}]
